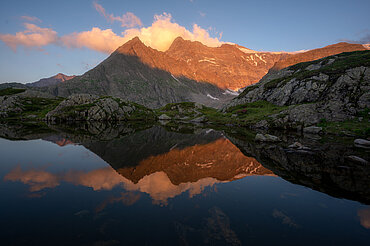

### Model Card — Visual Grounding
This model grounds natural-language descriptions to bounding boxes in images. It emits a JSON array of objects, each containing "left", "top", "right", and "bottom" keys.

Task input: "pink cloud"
[
  {"left": 20, "top": 15, "right": 41, "bottom": 22},
  {"left": 0, "top": 12, "right": 224, "bottom": 53},
  {"left": 0, "top": 23, "right": 58, "bottom": 51},
  {"left": 93, "top": 1, "right": 142, "bottom": 28}
]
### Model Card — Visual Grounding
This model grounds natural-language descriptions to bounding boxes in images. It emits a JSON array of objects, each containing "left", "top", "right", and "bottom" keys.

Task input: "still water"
[{"left": 0, "top": 123, "right": 369, "bottom": 245}]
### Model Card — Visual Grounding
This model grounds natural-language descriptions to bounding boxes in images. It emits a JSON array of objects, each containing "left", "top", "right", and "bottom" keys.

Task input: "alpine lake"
[{"left": 0, "top": 121, "right": 369, "bottom": 246}]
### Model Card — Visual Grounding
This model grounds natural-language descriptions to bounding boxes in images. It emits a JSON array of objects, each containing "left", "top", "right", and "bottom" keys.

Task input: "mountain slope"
[
  {"left": 225, "top": 50, "right": 370, "bottom": 128},
  {"left": 49, "top": 37, "right": 234, "bottom": 108},
  {"left": 28, "top": 73, "right": 75, "bottom": 87},
  {"left": 270, "top": 42, "right": 368, "bottom": 70}
]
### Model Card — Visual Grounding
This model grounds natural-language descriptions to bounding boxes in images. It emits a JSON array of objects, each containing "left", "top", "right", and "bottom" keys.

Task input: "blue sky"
[{"left": 0, "top": 0, "right": 369, "bottom": 83}]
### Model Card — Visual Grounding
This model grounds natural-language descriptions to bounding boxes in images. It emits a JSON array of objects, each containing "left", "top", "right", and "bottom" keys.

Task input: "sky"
[{"left": 0, "top": 0, "right": 369, "bottom": 83}]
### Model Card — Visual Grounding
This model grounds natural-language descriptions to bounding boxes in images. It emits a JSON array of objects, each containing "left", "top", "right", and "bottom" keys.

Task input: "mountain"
[
  {"left": 28, "top": 73, "right": 75, "bottom": 87},
  {"left": 225, "top": 50, "right": 370, "bottom": 128},
  {"left": 48, "top": 37, "right": 235, "bottom": 108},
  {"left": 42, "top": 37, "right": 368, "bottom": 108},
  {"left": 270, "top": 42, "right": 368, "bottom": 70},
  {"left": 164, "top": 37, "right": 283, "bottom": 90}
]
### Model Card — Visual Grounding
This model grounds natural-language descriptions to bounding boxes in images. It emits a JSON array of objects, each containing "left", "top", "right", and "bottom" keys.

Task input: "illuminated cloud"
[
  {"left": 122, "top": 13, "right": 224, "bottom": 51},
  {"left": 93, "top": 1, "right": 142, "bottom": 28},
  {"left": 0, "top": 11, "right": 223, "bottom": 53},
  {"left": 0, "top": 23, "right": 58, "bottom": 51},
  {"left": 4, "top": 166, "right": 59, "bottom": 192},
  {"left": 60, "top": 27, "right": 126, "bottom": 54},
  {"left": 20, "top": 15, "right": 41, "bottom": 22}
]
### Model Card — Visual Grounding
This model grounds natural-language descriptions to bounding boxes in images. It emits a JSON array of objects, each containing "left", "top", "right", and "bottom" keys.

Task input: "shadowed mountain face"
[
  {"left": 28, "top": 73, "right": 75, "bottom": 87},
  {"left": 49, "top": 38, "right": 235, "bottom": 108}
]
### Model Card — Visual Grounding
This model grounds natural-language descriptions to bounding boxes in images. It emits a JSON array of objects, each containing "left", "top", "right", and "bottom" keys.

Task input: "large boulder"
[{"left": 45, "top": 94, "right": 155, "bottom": 122}]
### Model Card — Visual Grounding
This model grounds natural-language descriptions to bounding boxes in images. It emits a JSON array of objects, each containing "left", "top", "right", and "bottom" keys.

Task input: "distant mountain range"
[
  {"left": 2, "top": 37, "right": 368, "bottom": 108},
  {"left": 41, "top": 38, "right": 367, "bottom": 108},
  {"left": 28, "top": 73, "right": 75, "bottom": 87}
]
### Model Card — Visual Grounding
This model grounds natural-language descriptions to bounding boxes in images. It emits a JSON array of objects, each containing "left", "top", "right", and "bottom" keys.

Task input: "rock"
[
  {"left": 194, "top": 103, "right": 204, "bottom": 109},
  {"left": 158, "top": 114, "right": 171, "bottom": 120},
  {"left": 0, "top": 96, "right": 23, "bottom": 118},
  {"left": 224, "top": 52, "right": 370, "bottom": 128},
  {"left": 255, "top": 120, "right": 269, "bottom": 129},
  {"left": 306, "top": 63, "right": 322, "bottom": 71},
  {"left": 190, "top": 116, "right": 207, "bottom": 123},
  {"left": 354, "top": 139, "right": 370, "bottom": 149},
  {"left": 346, "top": 156, "right": 369, "bottom": 165},
  {"left": 303, "top": 126, "right": 322, "bottom": 134},
  {"left": 255, "top": 133, "right": 281, "bottom": 142},
  {"left": 45, "top": 94, "right": 155, "bottom": 122},
  {"left": 288, "top": 142, "right": 310, "bottom": 150}
]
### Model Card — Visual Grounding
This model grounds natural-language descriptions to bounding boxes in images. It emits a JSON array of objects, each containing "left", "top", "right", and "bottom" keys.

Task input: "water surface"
[{"left": 0, "top": 123, "right": 369, "bottom": 245}]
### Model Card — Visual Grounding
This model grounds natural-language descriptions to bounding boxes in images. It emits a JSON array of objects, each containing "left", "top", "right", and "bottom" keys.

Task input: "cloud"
[
  {"left": 121, "top": 12, "right": 224, "bottom": 51},
  {"left": 60, "top": 12, "right": 223, "bottom": 53},
  {"left": 272, "top": 209, "right": 299, "bottom": 228},
  {"left": 4, "top": 166, "right": 59, "bottom": 192},
  {"left": 0, "top": 23, "right": 58, "bottom": 51},
  {"left": 61, "top": 27, "right": 126, "bottom": 53},
  {"left": 20, "top": 16, "right": 41, "bottom": 22},
  {"left": 0, "top": 12, "right": 223, "bottom": 53},
  {"left": 341, "top": 31, "right": 370, "bottom": 44},
  {"left": 93, "top": 1, "right": 142, "bottom": 28}
]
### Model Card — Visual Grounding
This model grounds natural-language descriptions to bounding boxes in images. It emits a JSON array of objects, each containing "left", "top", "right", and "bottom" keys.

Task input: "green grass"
[
  {"left": 0, "top": 88, "right": 26, "bottom": 96},
  {"left": 2, "top": 97, "right": 63, "bottom": 121},
  {"left": 156, "top": 102, "right": 200, "bottom": 119},
  {"left": 237, "top": 84, "right": 259, "bottom": 97},
  {"left": 317, "top": 109, "right": 370, "bottom": 136}
]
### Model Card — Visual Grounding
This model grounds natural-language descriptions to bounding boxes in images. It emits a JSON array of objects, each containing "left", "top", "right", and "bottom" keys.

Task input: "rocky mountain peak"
[{"left": 116, "top": 36, "right": 148, "bottom": 55}]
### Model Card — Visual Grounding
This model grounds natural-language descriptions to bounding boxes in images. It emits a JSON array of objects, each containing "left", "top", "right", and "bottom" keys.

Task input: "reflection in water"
[
  {"left": 0, "top": 122, "right": 369, "bottom": 245},
  {"left": 4, "top": 137, "right": 271, "bottom": 204},
  {"left": 358, "top": 207, "right": 370, "bottom": 229}
]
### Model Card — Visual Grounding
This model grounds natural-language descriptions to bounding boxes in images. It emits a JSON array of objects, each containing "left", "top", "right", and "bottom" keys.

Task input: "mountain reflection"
[
  {"left": 4, "top": 136, "right": 271, "bottom": 204},
  {"left": 1, "top": 122, "right": 369, "bottom": 204}
]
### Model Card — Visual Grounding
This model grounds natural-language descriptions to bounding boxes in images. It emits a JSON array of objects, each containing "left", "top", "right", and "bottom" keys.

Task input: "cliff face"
[{"left": 225, "top": 51, "right": 370, "bottom": 128}]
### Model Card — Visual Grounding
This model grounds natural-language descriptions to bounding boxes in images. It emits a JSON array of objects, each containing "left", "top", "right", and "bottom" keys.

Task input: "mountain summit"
[{"left": 48, "top": 37, "right": 234, "bottom": 108}]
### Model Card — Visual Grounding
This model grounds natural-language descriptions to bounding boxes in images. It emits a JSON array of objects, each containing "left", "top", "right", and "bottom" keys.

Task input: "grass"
[
  {"left": 238, "top": 84, "right": 259, "bottom": 97},
  {"left": 0, "top": 88, "right": 26, "bottom": 96},
  {"left": 156, "top": 102, "right": 200, "bottom": 119},
  {"left": 317, "top": 108, "right": 370, "bottom": 136}
]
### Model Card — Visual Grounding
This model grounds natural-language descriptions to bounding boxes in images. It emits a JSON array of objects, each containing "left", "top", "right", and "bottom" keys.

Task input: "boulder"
[
  {"left": 303, "top": 126, "right": 322, "bottom": 134},
  {"left": 255, "top": 133, "right": 281, "bottom": 142},
  {"left": 158, "top": 114, "right": 171, "bottom": 120},
  {"left": 354, "top": 139, "right": 370, "bottom": 149},
  {"left": 190, "top": 116, "right": 208, "bottom": 123}
]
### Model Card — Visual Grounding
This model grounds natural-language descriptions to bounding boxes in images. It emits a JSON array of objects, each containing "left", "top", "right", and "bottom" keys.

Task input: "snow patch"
[
  {"left": 171, "top": 74, "right": 180, "bottom": 82},
  {"left": 207, "top": 94, "right": 219, "bottom": 100},
  {"left": 223, "top": 89, "right": 239, "bottom": 96},
  {"left": 198, "top": 58, "right": 217, "bottom": 64},
  {"left": 255, "top": 54, "right": 267, "bottom": 63}
]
